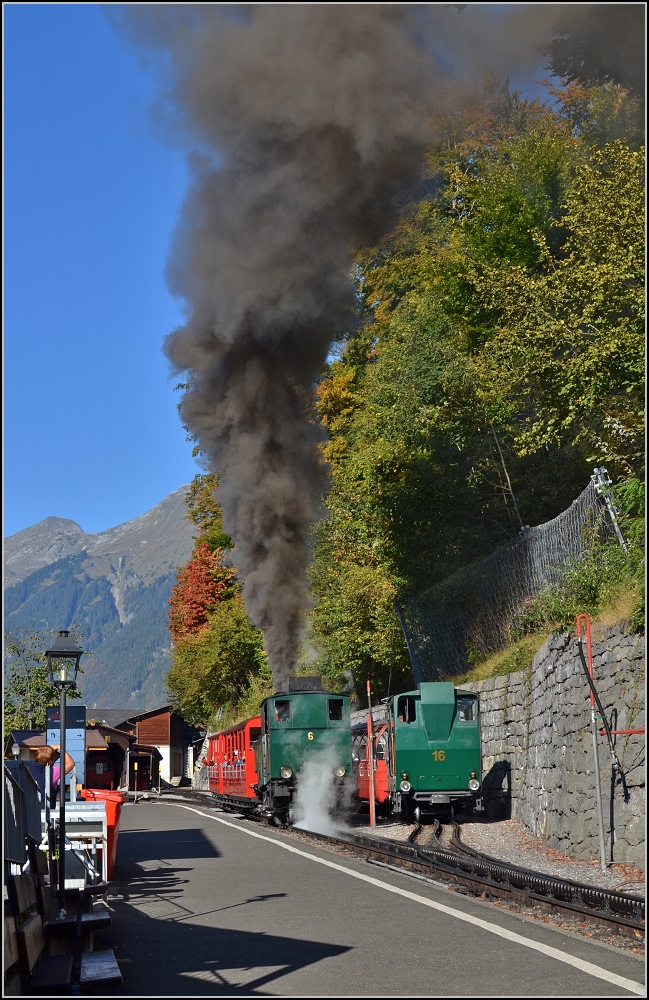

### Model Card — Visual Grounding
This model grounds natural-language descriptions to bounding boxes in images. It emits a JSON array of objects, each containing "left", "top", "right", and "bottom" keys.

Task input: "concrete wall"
[
  {"left": 157, "top": 746, "right": 172, "bottom": 783},
  {"left": 464, "top": 623, "right": 645, "bottom": 870}
]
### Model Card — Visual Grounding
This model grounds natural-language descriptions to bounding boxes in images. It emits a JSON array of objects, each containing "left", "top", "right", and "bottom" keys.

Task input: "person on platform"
[{"left": 27, "top": 745, "right": 75, "bottom": 803}]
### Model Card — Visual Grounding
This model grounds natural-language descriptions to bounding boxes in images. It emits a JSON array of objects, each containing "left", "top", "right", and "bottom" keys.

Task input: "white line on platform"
[{"left": 165, "top": 803, "right": 645, "bottom": 996}]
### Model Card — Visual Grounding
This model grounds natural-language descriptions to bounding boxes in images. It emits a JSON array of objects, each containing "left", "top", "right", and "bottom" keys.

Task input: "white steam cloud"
[{"left": 292, "top": 749, "right": 351, "bottom": 835}]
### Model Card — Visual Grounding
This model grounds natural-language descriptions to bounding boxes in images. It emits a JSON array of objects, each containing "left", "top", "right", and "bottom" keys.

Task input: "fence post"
[{"left": 592, "top": 467, "right": 628, "bottom": 550}]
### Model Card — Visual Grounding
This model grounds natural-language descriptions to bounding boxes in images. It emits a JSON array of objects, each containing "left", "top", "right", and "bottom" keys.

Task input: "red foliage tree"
[{"left": 168, "top": 542, "right": 236, "bottom": 643}]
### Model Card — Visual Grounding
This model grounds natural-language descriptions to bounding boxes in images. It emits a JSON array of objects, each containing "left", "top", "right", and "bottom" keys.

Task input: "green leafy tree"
[
  {"left": 166, "top": 594, "right": 269, "bottom": 727},
  {"left": 310, "top": 80, "right": 643, "bottom": 690},
  {"left": 547, "top": 80, "right": 644, "bottom": 151},
  {"left": 183, "top": 472, "right": 233, "bottom": 551},
  {"left": 4, "top": 626, "right": 84, "bottom": 740},
  {"left": 472, "top": 141, "right": 644, "bottom": 475}
]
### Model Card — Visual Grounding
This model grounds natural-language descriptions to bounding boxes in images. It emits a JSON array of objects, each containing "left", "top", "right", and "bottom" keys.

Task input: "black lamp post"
[{"left": 46, "top": 630, "right": 83, "bottom": 917}]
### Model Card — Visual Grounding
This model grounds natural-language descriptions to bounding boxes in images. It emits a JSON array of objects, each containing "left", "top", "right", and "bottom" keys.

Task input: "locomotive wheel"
[{"left": 414, "top": 806, "right": 421, "bottom": 823}]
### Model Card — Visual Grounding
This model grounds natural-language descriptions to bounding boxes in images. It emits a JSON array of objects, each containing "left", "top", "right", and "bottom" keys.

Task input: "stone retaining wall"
[{"left": 464, "top": 623, "right": 645, "bottom": 870}]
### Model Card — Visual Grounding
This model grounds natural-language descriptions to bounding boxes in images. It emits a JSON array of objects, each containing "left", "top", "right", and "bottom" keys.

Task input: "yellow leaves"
[{"left": 316, "top": 364, "right": 361, "bottom": 432}]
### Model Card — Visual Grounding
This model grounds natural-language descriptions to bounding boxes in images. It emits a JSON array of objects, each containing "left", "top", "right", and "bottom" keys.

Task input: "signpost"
[{"left": 47, "top": 704, "right": 86, "bottom": 787}]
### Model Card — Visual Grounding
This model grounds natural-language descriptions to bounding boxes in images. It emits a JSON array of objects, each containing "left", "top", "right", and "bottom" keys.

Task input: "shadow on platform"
[{"left": 105, "top": 894, "right": 350, "bottom": 995}]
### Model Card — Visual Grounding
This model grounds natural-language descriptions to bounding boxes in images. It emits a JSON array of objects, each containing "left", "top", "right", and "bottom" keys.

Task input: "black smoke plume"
[
  {"left": 113, "top": 5, "right": 640, "bottom": 691},
  {"left": 541, "top": 4, "right": 645, "bottom": 96}
]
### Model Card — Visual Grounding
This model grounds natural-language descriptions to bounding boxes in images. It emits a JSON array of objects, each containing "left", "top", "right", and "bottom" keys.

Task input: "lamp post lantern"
[{"left": 45, "top": 630, "right": 83, "bottom": 917}]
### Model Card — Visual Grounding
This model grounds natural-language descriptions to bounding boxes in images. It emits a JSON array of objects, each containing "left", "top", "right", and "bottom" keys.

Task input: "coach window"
[
  {"left": 352, "top": 734, "right": 367, "bottom": 763},
  {"left": 397, "top": 696, "right": 417, "bottom": 723},
  {"left": 274, "top": 700, "right": 291, "bottom": 722},
  {"left": 249, "top": 727, "right": 261, "bottom": 749},
  {"left": 376, "top": 733, "right": 387, "bottom": 759},
  {"left": 327, "top": 699, "right": 344, "bottom": 722}
]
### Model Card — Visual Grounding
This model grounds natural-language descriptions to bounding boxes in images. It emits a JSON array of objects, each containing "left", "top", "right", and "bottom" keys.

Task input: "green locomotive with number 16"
[{"left": 354, "top": 682, "right": 482, "bottom": 822}]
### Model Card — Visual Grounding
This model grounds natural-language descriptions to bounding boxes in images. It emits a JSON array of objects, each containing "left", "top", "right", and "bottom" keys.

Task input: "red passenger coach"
[
  {"left": 206, "top": 716, "right": 261, "bottom": 802},
  {"left": 352, "top": 722, "right": 391, "bottom": 810}
]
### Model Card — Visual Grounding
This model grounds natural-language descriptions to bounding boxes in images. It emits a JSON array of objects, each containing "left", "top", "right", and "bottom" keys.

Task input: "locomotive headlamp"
[
  {"left": 400, "top": 780, "right": 412, "bottom": 793},
  {"left": 280, "top": 766, "right": 293, "bottom": 779},
  {"left": 333, "top": 765, "right": 346, "bottom": 778},
  {"left": 468, "top": 778, "right": 480, "bottom": 792}
]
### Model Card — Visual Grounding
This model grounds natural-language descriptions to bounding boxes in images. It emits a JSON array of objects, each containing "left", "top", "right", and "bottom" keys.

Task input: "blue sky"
[{"left": 4, "top": 4, "right": 200, "bottom": 538}]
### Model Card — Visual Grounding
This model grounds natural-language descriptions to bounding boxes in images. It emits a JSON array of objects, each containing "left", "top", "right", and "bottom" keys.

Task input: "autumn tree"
[
  {"left": 4, "top": 626, "right": 84, "bottom": 739},
  {"left": 168, "top": 541, "right": 236, "bottom": 642},
  {"left": 165, "top": 474, "right": 269, "bottom": 727}
]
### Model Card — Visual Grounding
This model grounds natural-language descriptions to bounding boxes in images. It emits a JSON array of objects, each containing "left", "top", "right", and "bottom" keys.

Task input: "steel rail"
[
  {"left": 315, "top": 827, "right": 646, "bottom": 936},
  {"left": 339, "top": 824, "right": 645, "bottom": 932},
  {"left": 444, "top": 821, "right": 645, "bottom": 922}
]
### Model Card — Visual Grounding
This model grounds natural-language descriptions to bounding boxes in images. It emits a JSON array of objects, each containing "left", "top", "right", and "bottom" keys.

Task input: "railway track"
[
  {"left": 150, "top": 790, "right": 645, "bottom": 943},
  {"left": 278, "top": 821, "right": 645, "bottom": 940}
]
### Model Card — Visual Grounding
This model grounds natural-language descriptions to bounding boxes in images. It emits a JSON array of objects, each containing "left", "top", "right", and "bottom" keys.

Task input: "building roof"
[
  {"left": 4, "top": 730, "right": 41, "bottom": 757},
  {"left": 92, "top": 724, "right": 134, "bottom": 751},
  {"left": 84, "top": 730, "right": 111, "bottom": 750},
  {"left": 122, "top": 705, "right": 173, "bottom": 722},
  {"left": 14, "top": 732, "right": 49, "bottom": 748},
  {"left": 5, "top": 728, "right": 109, "bottom": 753},
  {"left": 132, "top": 743, "right": 163, "bottom": 761}
]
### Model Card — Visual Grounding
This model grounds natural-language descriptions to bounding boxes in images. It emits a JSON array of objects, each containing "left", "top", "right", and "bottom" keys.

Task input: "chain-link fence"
[{"left": 396, "top": 471, "right": 622, "bottom": 684}]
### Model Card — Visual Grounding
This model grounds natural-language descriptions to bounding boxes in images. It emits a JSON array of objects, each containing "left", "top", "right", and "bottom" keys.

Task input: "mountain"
[{"left": 4, "top": 488, "right": 196, "bottom": 709}]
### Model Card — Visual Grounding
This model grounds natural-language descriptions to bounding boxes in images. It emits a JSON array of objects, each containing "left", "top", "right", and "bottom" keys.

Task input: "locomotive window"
[
  {"left": 274, "top": 700, "right": 291, "bottom": 722},
  {"left": 456, "top": 696, "right": 477, "bottom": 722},
  {"left": 327, "top": 699, "right": 344, "bottom": 721},
  {"left": 397, "top": 696, "right": 417, "bottom": 723}
]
